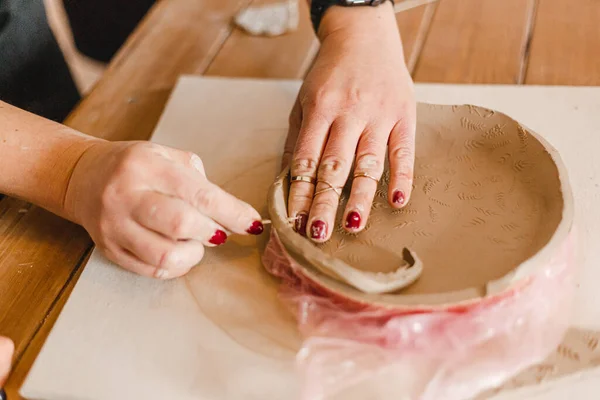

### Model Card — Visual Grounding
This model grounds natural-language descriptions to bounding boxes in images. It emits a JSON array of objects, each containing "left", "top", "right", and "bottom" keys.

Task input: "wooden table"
[{"left": 1, "top": 0, "right": 598, "bottom": 397}]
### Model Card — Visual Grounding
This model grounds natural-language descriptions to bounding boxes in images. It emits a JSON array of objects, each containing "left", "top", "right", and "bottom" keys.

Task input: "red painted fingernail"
[
  {"left": 247, "top": 220, "right": 264, "bottom": 235},
  {"left": 295, "top": 213, "right": 308, "bottom": 237},
  {"left": 393, "top": 190, "right": 406, "bottom": 205},
  {"left": 310, "top": 220, "right": 327, "bottom": 240},
  {"left": 345, "top": 211, "right": 361, "bottom": 229},
  {"left": 209, "top": 230, "right": 227, "bottom": 245}
]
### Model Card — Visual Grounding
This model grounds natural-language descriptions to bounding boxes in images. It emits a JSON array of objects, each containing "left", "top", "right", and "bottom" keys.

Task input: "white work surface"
[{"left": 20, "top": 77, "right": 600, "bottom": 400}]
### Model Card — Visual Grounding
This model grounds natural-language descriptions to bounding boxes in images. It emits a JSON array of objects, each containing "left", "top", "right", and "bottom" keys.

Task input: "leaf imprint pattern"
[
  {"left": 306, "top": 104, "right": 564, "bottom": 302},
  {"left": 460, "top": 117, "right": 486, "bottom": 131}
]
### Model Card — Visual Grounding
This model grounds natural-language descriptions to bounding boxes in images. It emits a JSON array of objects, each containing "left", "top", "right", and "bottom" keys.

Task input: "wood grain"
[
  {"left": 206, "top": 0, "right": 318, "bottom": 78},
  {"left": 0, "top": 199, "right": 91, "bottom": 362},
  {"left": 396, "top": 3, "right": 437, "bottom": 74},
  {"left": 413, "top": 0, "right": 535, "bottom": 83},
  {"left": 66, "top": 0, "right": 255, "bottom": 142},
  {"left": 525, "top": 0, "right": 600, "bottom": 85},
  {"left": 4, "top": 252, "right": 89, "bottom": 400}
]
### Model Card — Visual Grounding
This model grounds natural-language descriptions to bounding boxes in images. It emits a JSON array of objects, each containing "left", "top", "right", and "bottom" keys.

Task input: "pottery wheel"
[{"left": 268, "top": 103, "right": 571, "bottom": 306}]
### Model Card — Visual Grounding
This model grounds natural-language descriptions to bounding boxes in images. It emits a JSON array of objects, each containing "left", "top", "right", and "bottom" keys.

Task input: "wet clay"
[{"left": 268, "top": 103, "right": 573, "bottom": 307}]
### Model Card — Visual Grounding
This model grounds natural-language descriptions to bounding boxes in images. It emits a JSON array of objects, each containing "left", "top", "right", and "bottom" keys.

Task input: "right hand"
[
  {"left": 0, "top": 336, "right": 13, "bottom": 389},
  {"left": 64, "top": 141, "right": 265, "bottom": 280}
]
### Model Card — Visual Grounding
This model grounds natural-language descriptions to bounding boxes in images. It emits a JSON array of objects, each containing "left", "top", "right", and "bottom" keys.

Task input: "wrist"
[
  {"left": 317, "top": 1, "right": 397, "bottom": 41},
  {"left": 62, "top": 139, "right": 111, "bottom": 225},
  {"left": 42, "top": 133, "right": 104, "bottom": 222}
]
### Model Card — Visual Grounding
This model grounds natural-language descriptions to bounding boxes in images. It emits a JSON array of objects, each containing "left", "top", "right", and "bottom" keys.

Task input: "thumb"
[{"left": 0, "top": 336, "right": 14, "bottom": 388}]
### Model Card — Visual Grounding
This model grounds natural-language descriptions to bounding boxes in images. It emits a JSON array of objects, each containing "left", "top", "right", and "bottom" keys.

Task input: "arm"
[
  {"left": 0, "top": 101, "right": 99, "bottom": 220},
  {"left": 0, "top": 101, "right": 265, "bottom": 280}
]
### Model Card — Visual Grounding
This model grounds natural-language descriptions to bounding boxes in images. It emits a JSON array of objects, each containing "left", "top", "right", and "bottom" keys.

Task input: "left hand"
[{"left": 283, "top": 2, "right": 416, "bottom": 242}]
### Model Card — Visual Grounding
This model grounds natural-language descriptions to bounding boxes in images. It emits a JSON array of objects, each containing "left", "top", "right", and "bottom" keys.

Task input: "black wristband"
[{"left": 310, "top": 0, "right": 395, "bottom": 35}]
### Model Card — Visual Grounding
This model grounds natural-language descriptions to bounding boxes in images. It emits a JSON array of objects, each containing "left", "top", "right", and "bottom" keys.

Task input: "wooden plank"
[
  {"left": 525, "top": 0, "right": 600, "bottom": 86},
  {"left": 413, "top": 0, "right": 535, "bottom": 83},
  {"left": 66, "top": 0, "right": 255, "bottom": 142},
  {"left": 207, "top": 1, "right": 438, "bottom": 80},
  {"left": 2, "top": 0, "right": 256, "bottom": 392},
  {"left": 396, "top": 3, "right": 437, "bottom": 74},
  {"left": 4, "top": 253, "right": 88, "bottom": 400},
  {"left": 0, "top": 202, "right": 91, "bottom": 358},
  {"left": 206, "top": 0, "right": 318, "bottom": 79}
]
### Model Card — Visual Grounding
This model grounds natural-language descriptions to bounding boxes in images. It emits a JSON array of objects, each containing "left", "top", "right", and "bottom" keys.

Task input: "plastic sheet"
[{"left": 262, "top": 230, "right": 576, "bottom": 400}]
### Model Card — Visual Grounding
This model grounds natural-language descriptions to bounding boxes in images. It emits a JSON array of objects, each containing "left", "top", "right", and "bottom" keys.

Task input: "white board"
[{"left": 20, "top": 77, "right": 600, "bottom": 400}]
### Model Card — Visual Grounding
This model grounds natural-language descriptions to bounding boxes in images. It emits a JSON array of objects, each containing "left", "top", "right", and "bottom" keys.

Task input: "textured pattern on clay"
[{"left": 313, "top": 103, "right": 564, "bottom": 296}]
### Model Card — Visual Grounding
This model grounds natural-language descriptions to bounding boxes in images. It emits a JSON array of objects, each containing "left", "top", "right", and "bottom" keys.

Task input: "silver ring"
[
  {"left": 291, "top": 175, "right": 316, "bottom": 185},
  {"left": 353, "top": 172, "right": 380, "bottom": 183}
]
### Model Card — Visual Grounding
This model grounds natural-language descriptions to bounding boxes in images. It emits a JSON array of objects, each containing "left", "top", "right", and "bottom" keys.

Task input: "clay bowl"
[{"left": 267, "top": 103, "right": 574, "bottom": 311}]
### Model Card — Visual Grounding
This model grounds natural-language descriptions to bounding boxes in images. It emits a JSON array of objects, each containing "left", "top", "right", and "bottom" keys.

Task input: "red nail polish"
[
  {"left": 209, "top": 230, "right": 227, "bottom": 245},
  {"left": 310, "top": 220, "right": 327, "bottom": 240},
  {"left": 247, "top": 220, "right": 264, "bottom": 235},
  {"left": 393, "top": 190, "right": 406, "bottom": 205},
  {"left": 345, "top": 211, "right": 361, "bottom": 229},
  {"left": 295, "top": 213, "right": 308, "bottom": 237}
]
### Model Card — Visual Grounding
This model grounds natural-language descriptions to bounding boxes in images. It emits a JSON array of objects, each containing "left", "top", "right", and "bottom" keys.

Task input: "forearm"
[{"left": 0, "top": 101, "right": 103, "bottom": 220}]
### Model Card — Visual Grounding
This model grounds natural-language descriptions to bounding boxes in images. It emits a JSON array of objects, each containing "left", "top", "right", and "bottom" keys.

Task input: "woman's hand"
[
  {"left": 0, "top": 336, "right": 14, "bottom": 389},
  {"left": 64, "top": 141, "right": 264, "bottom": 280},
  {"left": 284, "top": 2, "right": 416, "bottom": 242}
]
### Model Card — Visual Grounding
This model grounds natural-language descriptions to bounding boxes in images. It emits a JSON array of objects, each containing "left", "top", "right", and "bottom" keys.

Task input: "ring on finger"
[
  {"left": 353, "top": 172, "right": 380, "bottom": 184},
  {"left": 291, "top": 175, "right": 316, "bottom": 185},
  {"left": 314, "top": 180, "right": 343, "bottom": 197}
]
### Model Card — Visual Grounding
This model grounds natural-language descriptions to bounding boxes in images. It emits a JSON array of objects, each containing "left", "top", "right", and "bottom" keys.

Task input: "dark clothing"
[
  {"left": 63, "top": 0, "right": 155, "bottom": 63},
  {"left": 0, "top": 0, "right": 80, "bottom": 122},
  {"left": 0, "top": 0, "right": 154, "bottom": 122}
]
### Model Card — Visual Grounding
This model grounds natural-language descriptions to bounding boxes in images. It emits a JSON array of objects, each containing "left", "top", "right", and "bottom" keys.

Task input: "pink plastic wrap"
[{"left": 262, "top": 230, "right": 576, "bottom": 400}]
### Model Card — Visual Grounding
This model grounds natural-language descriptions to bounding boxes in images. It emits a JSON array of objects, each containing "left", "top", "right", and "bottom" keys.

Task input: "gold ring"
[
  {"left": 291, "top": 175, "right": 316, "bottom": 185},
  {"left": 314, "top": 180, "right": 343, "bottom": 197},
  {"left": 353, "top": 172, "right": 380, "bottom": 183}
]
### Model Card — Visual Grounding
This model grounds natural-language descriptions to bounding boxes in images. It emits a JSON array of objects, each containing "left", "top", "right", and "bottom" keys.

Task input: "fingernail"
[
  {"left": 191, "top": 154, "right": 204, "bottom": 173},
  {"left": 345, "top": 211, "right": 361, "bottom": 229},
  {"left": 393, "top": 190, "right": 406, "bottom": 205},
  {"left": 247, "top": 220, "right": 264, "bottom": 235},
  {"left": 155, "top": 268, "right": 169, "bottom": 279},
  {"left": 310, "top": 220, "right": 327, "bottom": 240},
  {"left": 209, "top": 229, "right": 227, "bottom": 245},
  {"left": 294, "top": 213, "right": 308, "bottom": 236}
]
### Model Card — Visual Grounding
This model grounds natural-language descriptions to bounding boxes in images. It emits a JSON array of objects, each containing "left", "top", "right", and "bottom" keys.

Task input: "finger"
[
  {"left": 154, "top": 162, "right": 264, "bottom": 236},
  {"left": 282, "top": 97, "right": 302, "bottom": 171},
  {"left": 388, "top": 117, "right": 416, "bottom": 208},
  {"left": 117, "top": 221, "right": 205, "bottom": 276},
  {"left": 308, "top": 117, "right": 363, "bottom": 242},
  {"left": 288, "top": 111, "right": 331, "bottom": 236},
  {"left": 132, "top": 191, "right": 228, "bottom": 245},
  {"left": 0, "top": 336, "right": 14, "bottom": 387},
  {"left": 102, "top": 245, "right": 191, "bottom": 280},
  {"left": 343, "top": 126, "right": 388, "bottom": 232}
]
